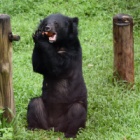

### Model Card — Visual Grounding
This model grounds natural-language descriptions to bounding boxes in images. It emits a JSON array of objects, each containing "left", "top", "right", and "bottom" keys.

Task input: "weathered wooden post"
[
  {"left": 0, "top": 14, "right": 20, "bottom": 122},
  {"left": 113, "top": 14, "right": 134, "bottom": 85}
]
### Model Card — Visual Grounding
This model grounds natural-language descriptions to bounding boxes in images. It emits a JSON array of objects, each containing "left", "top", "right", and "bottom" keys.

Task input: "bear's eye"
[
  {"left": 65, "top": 21, "right": 69, "bottom": 27},
  {"left": 54, "top": 21, "right": 58, "bottom": 28}
]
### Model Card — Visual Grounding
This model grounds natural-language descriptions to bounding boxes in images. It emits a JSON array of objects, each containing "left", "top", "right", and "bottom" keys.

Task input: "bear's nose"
[{"left": 44, "top": 26, "right": 51, "bottom": 31}]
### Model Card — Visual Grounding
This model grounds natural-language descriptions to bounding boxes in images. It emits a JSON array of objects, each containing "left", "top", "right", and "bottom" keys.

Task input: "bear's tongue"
[{"left": 49, "top": 34, "right": 56, "bottom": 43}]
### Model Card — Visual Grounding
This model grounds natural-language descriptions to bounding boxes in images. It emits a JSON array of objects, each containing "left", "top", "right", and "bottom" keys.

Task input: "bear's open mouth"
[{"left": 42, "top": 31, "right": 57, "bottom": 43}]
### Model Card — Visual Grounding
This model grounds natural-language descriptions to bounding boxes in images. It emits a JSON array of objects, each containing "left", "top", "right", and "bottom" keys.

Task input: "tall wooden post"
[
  {"left": 113, "top": 14, "right": 134, "bottom": 84},
  {"left": 0, "top": 14, "right": 20, "bottom": 122}
]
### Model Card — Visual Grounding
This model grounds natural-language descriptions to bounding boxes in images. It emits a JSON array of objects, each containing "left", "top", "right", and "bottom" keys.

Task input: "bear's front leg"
[{"left": 65, "top": 103, "right": 87, "bottom": 138}]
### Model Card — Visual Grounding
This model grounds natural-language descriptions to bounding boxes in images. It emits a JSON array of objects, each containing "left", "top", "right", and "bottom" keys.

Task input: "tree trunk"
[{"left": 0, "top": 14, "right": 15, "bottom": 122}]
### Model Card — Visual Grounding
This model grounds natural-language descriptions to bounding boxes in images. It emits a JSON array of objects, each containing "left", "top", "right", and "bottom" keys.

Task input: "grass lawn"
[{"left": 0, "top": 0, "right": 140, "bottom": 139}]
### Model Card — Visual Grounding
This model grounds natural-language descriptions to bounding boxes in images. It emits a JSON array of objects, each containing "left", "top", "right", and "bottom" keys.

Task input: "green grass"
[{"left": 0, "top": 0, "right": 140, "bottom": 139}]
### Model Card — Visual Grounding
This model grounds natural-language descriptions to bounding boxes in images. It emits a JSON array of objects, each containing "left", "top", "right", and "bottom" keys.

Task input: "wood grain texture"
[
  {"left": 113, "top": 14, "right": 134, "bottom": 84},
  {"left": 0, "top": 14, "right": 15, "bottom": 122}
]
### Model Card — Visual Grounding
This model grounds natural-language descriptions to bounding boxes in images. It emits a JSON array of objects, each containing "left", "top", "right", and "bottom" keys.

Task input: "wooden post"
[
  {"left": 0, "top": 14, "right": 20, "bottom": 122},
  {"left": 113, "top": 14, "right": 134, "bottom": 84}
]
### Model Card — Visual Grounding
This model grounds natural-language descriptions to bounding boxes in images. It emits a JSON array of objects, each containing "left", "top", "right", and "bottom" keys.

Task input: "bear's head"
[{"left": 38, "top": 14, "right": 79, "bottom": 43}]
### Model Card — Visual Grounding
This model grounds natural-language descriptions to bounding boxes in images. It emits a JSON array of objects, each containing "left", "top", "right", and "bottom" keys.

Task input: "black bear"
[{"left": 27, "top": 13, "right": 87, "bottom": 138}]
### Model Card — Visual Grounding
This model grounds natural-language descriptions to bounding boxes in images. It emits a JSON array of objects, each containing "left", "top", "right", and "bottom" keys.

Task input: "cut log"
[{"left": 113, "top": 14, "right": 134, "bottom": 84}]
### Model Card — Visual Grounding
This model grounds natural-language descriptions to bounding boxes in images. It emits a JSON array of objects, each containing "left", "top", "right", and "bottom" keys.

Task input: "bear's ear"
[
  {"left": 39, "top": 20, "right": 43, "bottom": 26},
  {"left": 69, "top": 17, "right": 79, "bottom": 36},
  {"left": 38, "top": 19, "right": 44, "bottom": 31},
  {"left": 72, "top": 17, "right": 79, "bottom": 26}
]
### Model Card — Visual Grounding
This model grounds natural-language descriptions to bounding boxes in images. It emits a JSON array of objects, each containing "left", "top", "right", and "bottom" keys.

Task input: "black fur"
[{"left": 27, "top": 14, "right": 87, "bottom": 138}]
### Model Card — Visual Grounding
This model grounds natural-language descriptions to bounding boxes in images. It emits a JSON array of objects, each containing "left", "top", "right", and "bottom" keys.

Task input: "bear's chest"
[
  {"left": 56, "top": 47, "right": 66, "bottom": 54},
  {"left": 44, "top": 79, "right": 71, "bottom": 103}
]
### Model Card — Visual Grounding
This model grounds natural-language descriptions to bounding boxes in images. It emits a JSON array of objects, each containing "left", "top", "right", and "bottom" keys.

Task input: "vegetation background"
[{"left": 0, "top": 0, "right": 140, "bottom": 139}]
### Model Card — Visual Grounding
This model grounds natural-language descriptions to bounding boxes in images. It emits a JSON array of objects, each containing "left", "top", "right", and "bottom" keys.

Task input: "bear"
[{"left": 27, "top": 13, "right": 87, "bottom": 138}]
